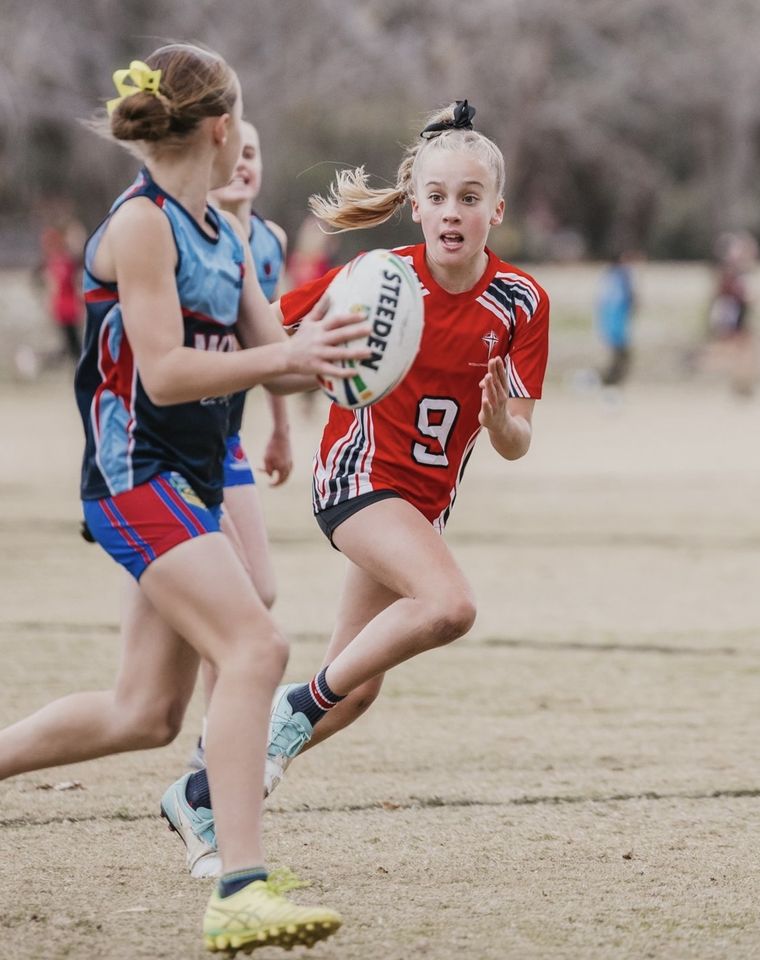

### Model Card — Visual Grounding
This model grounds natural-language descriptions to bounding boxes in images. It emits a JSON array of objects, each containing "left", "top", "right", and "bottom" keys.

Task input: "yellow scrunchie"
[{"left": 106, "top": 60, "right": 162, "bottom": 115}]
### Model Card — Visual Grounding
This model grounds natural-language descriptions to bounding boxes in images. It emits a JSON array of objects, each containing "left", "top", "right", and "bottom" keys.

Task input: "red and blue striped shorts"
[{"left": 82, "top": 471, "right": 222, "bottom": 581}]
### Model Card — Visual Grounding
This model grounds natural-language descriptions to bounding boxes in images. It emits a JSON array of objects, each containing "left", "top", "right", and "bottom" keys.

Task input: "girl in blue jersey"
[
  {"left": 213, "top": 119, "right": 292, "bottom": 602},
  {"left": 0, "top": 43, "right": 368, "bottom": 955},
  {"left": 187, "top": 122, "right": 291, "bottom": 772}
]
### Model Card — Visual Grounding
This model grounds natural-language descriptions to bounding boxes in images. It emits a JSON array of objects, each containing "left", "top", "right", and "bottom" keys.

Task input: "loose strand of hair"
[{"left": 308, "top": 167, "right": 407, "bottom": 232}]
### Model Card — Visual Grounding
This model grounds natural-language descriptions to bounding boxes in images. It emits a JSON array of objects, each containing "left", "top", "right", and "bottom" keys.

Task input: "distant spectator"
[
  {"left": 706, "top": 230, "right": 757, "bottom": 395},
  {"left": 597, "top": 251, "right": 637, "bottom": 387},
  {"left": 39, "top": 215, "right": 86, "bottom": 363},
  {"left": 708, "top": 231, "right": 756, "bottom": 339}
]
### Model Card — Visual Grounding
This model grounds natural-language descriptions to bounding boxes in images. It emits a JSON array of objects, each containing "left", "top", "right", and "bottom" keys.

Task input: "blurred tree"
[{"left": 1, "top": 0, "right": 759, "bottom": 262}]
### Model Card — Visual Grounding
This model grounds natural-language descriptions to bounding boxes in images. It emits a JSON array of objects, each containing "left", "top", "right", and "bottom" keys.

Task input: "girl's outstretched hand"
[
  {"left": 286, "top": 296, "right": 371, "bottom": 379},
  {"left": 478, "top": 357, "right": 509, "bottom": 430}
]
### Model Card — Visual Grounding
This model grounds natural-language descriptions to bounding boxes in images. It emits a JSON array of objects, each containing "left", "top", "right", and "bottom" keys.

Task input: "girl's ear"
[
  {"left": 211, "top": 113, "right": 230, "bottom": 147},
  {"left": 410, "top": 195, "right": 421, "bottom": 223},
  {"left": 490, "top": 198, "right": 505, "bottom": 226}
]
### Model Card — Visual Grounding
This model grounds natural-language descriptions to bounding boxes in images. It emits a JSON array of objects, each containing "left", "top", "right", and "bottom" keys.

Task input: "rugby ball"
[{"left": 319, "top": 248, "right": 424, "bottom": 409}]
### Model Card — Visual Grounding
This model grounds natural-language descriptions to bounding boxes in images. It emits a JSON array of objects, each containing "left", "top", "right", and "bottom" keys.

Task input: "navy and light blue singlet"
[{"left": 75, "top": 168, "right": 245, "bottom": 578}]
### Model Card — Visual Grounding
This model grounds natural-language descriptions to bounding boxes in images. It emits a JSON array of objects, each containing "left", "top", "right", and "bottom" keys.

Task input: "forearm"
[
  {"left": 147, "top": 342, "right": 290, "bottom": 406},
  {"left": 264, "top": 373, "right": 320, "bottom": 395},
  {"left": 487, "top": 412, "right": 532, "bottom": 460},
  {"left": 266, "top": 392, "right": 290, "bottom": 431}
]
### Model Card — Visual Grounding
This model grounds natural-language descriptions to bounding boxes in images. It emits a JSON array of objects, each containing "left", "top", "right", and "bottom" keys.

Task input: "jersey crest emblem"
[{"left": 468, "top": 329, "right": 501, "bottom": 368}]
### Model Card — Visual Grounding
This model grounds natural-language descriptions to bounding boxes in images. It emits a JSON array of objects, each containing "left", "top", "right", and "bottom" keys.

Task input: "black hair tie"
[{"left": 420, "top": 99, "right": 476, "bottom": 139}]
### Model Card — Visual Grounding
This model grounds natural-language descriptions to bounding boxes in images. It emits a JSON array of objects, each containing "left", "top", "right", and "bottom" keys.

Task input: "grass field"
[{"left": 2, "top": 264, "right": 760, "bottom": 960}]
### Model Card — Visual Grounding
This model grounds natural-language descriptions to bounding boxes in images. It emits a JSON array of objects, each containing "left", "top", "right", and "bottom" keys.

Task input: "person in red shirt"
[
  {"left": 40, "top": 219, "right": 86, "bottom": 362},
  {"left": 164, "top": 100, "right": 550, "bottom": 875},
  {"left": 268, "top": 101, "right": 549, "bottom": 782}
]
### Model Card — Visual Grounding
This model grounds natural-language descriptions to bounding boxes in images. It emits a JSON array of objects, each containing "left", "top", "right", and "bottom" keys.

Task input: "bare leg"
[
  {"left": 0, "top": 576, "right": 198, "bottom": 778},
  {"left": 324, "top": 498, "right": 476, "bottom": 694},
  {"left": 138, "top": 533, "right": 287, "bottom": 873},
  {"left": 0, "top": 529, "right": 289, "bottom": 876},
  {"left": 194, "top": 484, "right": 276, "bottom": 723},
  {"left": 296, "top": 499, "right": 475, "bottom": 759},
  {"left": 302, "top": 562, "right": 397, "bottom": 751},
  {"left": 222, "top": 484, "right": 276, "bottom": 609}
]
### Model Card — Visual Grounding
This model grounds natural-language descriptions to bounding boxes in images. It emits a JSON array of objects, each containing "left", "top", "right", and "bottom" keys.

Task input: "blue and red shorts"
[
  {"left": 223, "top": 433, "right": 256, "bottom": 488},
  {"left": 82, "top": 471, "right": 222, "bottom": 581}
]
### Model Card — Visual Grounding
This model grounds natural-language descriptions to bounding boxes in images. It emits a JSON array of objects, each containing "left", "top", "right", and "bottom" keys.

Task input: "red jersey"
[{"left": 280, "top": 244, "right": 549, "bottom": 530}]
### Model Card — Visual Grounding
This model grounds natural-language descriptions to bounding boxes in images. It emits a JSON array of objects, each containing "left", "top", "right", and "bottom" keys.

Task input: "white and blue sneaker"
[
  {"left": 160, "top": 771, "right": 221, "bottom": 879},
  {"left": 163, "top": 689, "right": 312, "bottom": 877},
  {"left": 264, "top": 684, "right": 313, "bottom": 798}
]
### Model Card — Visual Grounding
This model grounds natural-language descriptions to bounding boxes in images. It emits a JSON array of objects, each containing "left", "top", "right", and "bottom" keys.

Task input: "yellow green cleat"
[{"left": 203, "top": 871, "right": 342, "bottom": 954}]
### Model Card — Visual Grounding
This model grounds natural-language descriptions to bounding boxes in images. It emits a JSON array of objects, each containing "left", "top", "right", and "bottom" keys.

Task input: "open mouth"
[{"left": 440, "top": 232, "right": 464, "bottom": 249}]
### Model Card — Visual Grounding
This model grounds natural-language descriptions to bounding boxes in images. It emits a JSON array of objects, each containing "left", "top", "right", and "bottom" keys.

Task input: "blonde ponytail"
[
  {"left": 308, "top": 166, "right": 408, "bottom": 231},
  {"left": 309, "top": 101, "right": 505, "bottom": 234}
]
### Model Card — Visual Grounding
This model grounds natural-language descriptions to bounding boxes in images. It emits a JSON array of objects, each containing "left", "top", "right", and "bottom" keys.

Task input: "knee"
[
  {"left": 117, "top": 696, "right": 186, "bottom": 749},
  {"left": 428, "top": 592, "right": 477, "bottom": 647},
  {"left": 148, "top": 705, "right": 184, "bottom": 747},
  {"left": 220, "top": 626, "right": 289, "bottom": 684}
]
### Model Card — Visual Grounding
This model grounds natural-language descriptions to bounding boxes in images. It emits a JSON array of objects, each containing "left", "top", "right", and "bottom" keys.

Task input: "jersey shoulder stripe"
[{"left": 494, "top": 270, "right": 541, "bottom": 317}]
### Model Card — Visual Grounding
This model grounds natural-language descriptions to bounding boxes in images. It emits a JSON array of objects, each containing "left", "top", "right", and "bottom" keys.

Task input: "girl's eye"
[{"left": 429, "top": 193, "right": 443, "bottom": 202}]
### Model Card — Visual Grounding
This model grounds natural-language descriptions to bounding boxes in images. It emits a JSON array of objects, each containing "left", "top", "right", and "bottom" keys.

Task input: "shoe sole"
[
  {"left": 263, "top": 757, "right": 287, "bottom": 799},
  {"left": 204, "top": 918, "right": 341, "bottom": 953}
]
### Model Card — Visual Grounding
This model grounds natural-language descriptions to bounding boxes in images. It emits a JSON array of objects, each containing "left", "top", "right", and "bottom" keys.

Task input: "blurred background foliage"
[{"left": 1, "top": 0, "right": 760, "bottom": 265}]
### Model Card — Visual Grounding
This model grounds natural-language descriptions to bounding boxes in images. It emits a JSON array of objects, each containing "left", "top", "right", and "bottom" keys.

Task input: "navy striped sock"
[
  {"left": 185, "top": 768, "right": 212, "bottom": 810},
  {"left": 287, "top": 668, "right": 346, "bottom": 726},
  {"left": 218, "top": 867, "right": 268, "bottom": 899}
]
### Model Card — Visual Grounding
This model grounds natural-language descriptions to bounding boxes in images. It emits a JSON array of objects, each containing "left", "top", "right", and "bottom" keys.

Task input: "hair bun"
[
  {"left": 111, "top": 91, "right": 172, "bottom": 142},
  {"left": 420, "top": 100, "right": 476, "bottom": 139}
]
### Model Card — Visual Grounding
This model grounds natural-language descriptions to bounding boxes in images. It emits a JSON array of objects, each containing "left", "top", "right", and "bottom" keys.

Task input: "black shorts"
[{"left": 315, "top": 489, "right": 402, "bottom": 549}]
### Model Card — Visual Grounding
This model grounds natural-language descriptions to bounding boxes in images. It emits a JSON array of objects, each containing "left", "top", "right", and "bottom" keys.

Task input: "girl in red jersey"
[
  {"left": 264, "top": 100, "right": 550, "bottom": 790},
  {"left": 162, "top": 100, "right": 549, "bottom": 874},
  {"left": 0, "top": 43, "right": 369, "bottom": 953}
]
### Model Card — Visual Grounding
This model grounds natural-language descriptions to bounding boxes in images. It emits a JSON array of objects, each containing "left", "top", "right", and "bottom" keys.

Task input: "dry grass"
[{"left": 2, "top": 275, "right": 760, "bottom": 958}]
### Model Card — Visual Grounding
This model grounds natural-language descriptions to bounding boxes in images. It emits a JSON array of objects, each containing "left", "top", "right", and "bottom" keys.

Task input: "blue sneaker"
[
  {"left": 160, "top": 772, "right": 220, "bottom": 879},
  {"left": 264, "top": 684, "right": 313, "bottom": 798}
]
